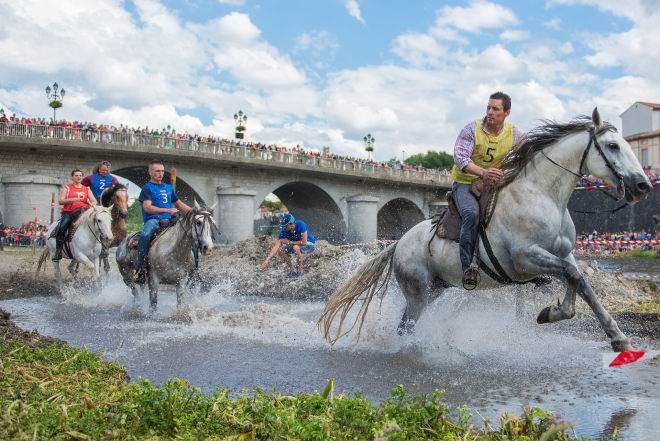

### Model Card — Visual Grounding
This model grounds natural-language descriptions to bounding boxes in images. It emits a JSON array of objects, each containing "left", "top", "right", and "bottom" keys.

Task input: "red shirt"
[{"left": 62, "top": 184, "right": 90, "bottom": 212}]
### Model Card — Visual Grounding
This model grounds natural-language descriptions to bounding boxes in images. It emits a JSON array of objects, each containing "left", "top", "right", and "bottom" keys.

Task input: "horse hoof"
[
  {"left": 611, "top": 338, "right": 633, "bottom": 352},
  {"left": 537, "top": 306, "right": 551, "bottom": 324}
]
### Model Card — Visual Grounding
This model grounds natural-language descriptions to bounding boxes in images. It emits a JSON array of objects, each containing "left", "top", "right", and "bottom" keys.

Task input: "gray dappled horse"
[
  {"left": 319, "top": 109, "right": 652, "bottom": 352},
  {"left": 37, "top": 205, "right": 114, "bottom": 292},
  {"left": 115, "top": 203, "right": 216, "bottom": 312}
]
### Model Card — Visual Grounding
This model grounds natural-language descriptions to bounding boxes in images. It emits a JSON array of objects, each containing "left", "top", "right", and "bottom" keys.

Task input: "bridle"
[
  {"left": 188, "top": 210, "right": 219, "bottom": 242},
  {"left": 87, "top": 208, "right": 111, "bottom": 245},
  {"left": 541, "top": 126, "right": 628, "bottom": 212}
]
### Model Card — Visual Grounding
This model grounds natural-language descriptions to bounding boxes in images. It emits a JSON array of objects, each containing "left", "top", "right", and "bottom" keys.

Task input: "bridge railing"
[{"left": 0, "top": 122, "right": 449, "bottom": 182}]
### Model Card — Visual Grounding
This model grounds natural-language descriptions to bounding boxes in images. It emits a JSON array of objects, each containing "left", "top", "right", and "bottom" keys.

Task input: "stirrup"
[
  {"left": 462, "top": 265, "right": 480, "bottom": 290},
  {"left": 131, "top": 267, "right": 147, "bottom": 285}
]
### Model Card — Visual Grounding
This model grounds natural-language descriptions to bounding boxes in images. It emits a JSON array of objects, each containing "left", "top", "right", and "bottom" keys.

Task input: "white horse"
[
  {"left": 115, "top": 203, "right": 217, "bottom": 312},
  {"left": 319, "top": 109, "right": 653, "bottom": 352},
  {"left": 37, "top": 205, "right": 114, "bottom": 291}
]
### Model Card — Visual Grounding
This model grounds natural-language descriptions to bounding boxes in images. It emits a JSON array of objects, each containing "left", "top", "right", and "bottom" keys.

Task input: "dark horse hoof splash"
[{"left": 318, "top": 108, "right": 652, "bottom": 354}]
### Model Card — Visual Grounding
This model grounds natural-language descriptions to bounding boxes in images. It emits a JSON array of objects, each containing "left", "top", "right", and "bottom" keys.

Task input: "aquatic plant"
[{"left": 0, "top": 341, "right": 612, "bottom": 440}]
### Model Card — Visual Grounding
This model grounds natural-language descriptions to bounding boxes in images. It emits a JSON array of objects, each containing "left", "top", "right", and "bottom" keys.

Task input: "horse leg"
[
  {"left": 148, "top": 273, "right": 158, "bottom": 314},
  {"left": 101, "top": 250, "right": 110, "bottom": 284},
  {"left": 395, "top": 274, "right": 429, "bottom": 335},
  {"left": 52, "top": 260, "right": 64, "bottom": 292},
  {"left": 515, "top": 246, "right": 631, "bottom": 351},
  {"left": 176, "top": 280, "right": 185, "bottom": 308},
  {"left": 577, "top": 278, "right": 632, "bottom": 352}
]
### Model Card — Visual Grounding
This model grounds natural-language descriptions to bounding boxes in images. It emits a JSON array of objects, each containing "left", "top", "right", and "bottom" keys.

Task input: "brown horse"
[{"left": 99, "top": 182, "right": 129, "bottom": 281}]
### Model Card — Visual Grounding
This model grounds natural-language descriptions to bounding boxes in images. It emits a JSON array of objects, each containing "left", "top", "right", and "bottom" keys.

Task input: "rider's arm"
[
  {"left": 58, "top": 186, "right": 69, "bottom": 206},
  {"left": 174, "top": 199, "right": 191, "bottom": 212},
  {"left": 88, "top": 192, "right": 98, "bottom": 206},
  {"left": 453, "top": 121, "right": 476, "bottom": 171}
]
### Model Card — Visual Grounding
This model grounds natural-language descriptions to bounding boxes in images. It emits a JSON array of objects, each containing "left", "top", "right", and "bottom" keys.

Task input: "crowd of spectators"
[
  {"left": 573, "top": 230, "right": 659, "bottom": 256},
  {"left": 0, "top": 113, "right": 449, "bottom": 176},
  {"left": 0, "top": 222, "right": 49, "bottom": 249}
]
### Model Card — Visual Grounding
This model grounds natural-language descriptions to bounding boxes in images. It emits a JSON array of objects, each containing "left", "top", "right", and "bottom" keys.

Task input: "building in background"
[{"left": 620, "top": 101, "right": 660, "bottom": 176}]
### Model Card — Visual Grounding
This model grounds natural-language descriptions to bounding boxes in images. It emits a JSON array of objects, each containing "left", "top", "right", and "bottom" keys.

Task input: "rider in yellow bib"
[{"left": 451, "top": 92, "right": 524, "bottom": 287}]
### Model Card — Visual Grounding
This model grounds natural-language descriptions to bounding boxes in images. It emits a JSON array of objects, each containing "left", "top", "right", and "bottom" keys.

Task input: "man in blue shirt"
[
  {"left": 260, "top": 214, "right": 316, "bottom": 277},
  {"left": 133, "top": 159, "right": 190, "bottom": 284},
  {"left": 82, "top": 160, "right": 119, "bottom": 201}
]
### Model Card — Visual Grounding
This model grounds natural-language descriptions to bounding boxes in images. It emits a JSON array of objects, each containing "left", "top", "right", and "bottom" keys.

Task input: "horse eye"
[{"left": 607, "top": 142, "right": 619, "bottom": 151}]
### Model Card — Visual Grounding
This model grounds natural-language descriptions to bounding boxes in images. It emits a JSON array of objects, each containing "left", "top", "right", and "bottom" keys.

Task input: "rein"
[{"left": 542, "top": 126, "right": 628, "bottom": 214}]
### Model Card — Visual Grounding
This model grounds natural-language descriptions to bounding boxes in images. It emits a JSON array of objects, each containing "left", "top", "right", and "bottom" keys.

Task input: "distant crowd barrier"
[{"left": 0, "top": 122, "right": 448, "bottom": 183}]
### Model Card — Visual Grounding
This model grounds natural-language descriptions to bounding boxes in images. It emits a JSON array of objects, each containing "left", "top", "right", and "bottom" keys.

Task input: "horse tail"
[
  {"left": 317, "top": 242, "right": 398, "bottom": 346},
  {"left": 36, "top": 248, "right": 50, "bottom": 276}
]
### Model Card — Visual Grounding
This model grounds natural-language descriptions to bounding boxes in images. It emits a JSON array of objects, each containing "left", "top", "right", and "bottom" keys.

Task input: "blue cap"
[{"left": 279, "top": 214, "right": 295, "bottom": 227}]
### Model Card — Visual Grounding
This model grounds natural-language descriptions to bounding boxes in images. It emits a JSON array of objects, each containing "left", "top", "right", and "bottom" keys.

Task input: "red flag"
[{"left": 608, "top": 351, "right": 646, "bottom": 367}]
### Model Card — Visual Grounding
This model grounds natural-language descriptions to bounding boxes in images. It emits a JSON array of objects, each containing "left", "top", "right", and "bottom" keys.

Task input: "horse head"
[
  {"left": 187, "top": 204, "right": 216, "bottom": 256},
  {"left": 104, "top": 183, "right": 129, "bottom": 219},
  {"left": 76, "top": 205, "right": 114, "bottom": 244},
  {"left": 586, "top": 108, "right": 652, "bottom": 203}
]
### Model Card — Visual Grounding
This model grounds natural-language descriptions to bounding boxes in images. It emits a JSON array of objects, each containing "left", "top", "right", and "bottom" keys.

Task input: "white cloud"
[
  {"left": 544, "top": 18, "right": 562, "bottom": 30},
  {"left": 218, "top": 0, "right": 245, "bottom": 5},
  {"left": 294, "top": 30, "right": 339, "bottom": 54},
  {"left": 433, "top": 0, "right": 518, "bottom": 35},
  {"left": 500, "top": 30, "right": 529, "bottom": 42},
  {"left": 343, "top": 0, "right": 365, "bottom": 25}
]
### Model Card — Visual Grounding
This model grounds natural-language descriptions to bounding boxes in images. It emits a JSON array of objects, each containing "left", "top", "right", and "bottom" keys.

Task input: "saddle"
[
  {"left": 429, "top": 178, "right": 498, "bottom": 243},
  {"left": 49, "top": 207, "right": 86, "bottom": 240},
  {"left": 127, "top": 213, "right": 181, "bottom": 249}
]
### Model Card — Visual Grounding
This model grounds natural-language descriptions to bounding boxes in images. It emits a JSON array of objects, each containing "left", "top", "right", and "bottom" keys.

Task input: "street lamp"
[
  {"left": 402, "top": 147, "right": 406, "bottom": 164},
  {"left": 45, "top": 82, "right": 65, "bottom": 120},
  {"left": 364, "top": 133, "right": 375, "bottom": 160},
  {"left": 234, "top": 110, "right": 247, "bottom": 139}
]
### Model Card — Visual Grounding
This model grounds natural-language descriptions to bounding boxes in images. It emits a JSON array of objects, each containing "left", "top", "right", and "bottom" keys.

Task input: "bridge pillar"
[
  {"left": 346, "top": 195, "right": 379, "bottom": 244},
  {"left": 2, "top": 174, "right": 61, "bottom": 227},
  {"left": 216, "top": 187, "right": 257, "bottom": 245}
]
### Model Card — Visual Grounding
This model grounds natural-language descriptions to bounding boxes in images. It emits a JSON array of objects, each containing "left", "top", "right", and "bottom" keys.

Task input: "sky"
[{"left": 1, "top": 0, "right": 660, "bottom": 162}]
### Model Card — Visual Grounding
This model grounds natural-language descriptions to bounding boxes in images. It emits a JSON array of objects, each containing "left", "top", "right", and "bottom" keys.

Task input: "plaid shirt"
[{"left": 453, "top": 118, "right": 524, "bottom": 170}]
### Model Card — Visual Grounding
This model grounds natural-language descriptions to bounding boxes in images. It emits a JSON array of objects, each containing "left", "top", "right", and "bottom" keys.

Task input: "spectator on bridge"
[
  {"left": 82, "top": 160, "right": 119, "bottom": 201},
  {"left": 260, "top": 214, "right": 316, "bottom": 278}
]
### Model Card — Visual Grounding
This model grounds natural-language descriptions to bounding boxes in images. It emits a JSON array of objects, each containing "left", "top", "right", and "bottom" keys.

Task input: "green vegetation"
[
  {"left": 0, "top": 341, "right": 613, "bottom": 440},
  {"left": 625, "top": 249, "right": 659, "bottom": 259},
  {"left": 260, "top": 200, "right": 283, "bottom": 211},
  {"left": 404, "top": 150, "right": 454, "bottom": 170},
  {"left": 125, "top": 200, "right": 143, "bottom": 232}
]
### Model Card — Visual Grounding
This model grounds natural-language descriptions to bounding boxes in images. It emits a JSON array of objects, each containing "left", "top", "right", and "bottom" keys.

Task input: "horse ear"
[
  {"left": 194, "top": 200, "right": 201, "bottom": 210},
  {"left": 592, "top": 107, "right": 601, "bottom": 128},
  {"left": 209, "top": 202, "right": 217, "bottom": 211}
]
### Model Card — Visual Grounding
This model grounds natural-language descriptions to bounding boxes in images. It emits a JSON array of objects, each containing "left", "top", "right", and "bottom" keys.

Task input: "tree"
[{"left": 404, "top": 150, "right": 453, "bottom": 170}]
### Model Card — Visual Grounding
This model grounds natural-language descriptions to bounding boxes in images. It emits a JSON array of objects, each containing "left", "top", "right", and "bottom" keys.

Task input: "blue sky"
[{"left": 1, "top": 0, "right": 659, "bottom": 161}]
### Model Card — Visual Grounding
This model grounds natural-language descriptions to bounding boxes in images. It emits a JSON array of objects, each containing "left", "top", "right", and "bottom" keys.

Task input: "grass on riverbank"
[{"left": 0, "top": 342, "right": 615, "bottom": 441}]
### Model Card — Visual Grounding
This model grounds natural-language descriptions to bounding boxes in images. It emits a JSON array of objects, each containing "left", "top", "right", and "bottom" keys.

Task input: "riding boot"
[{"left": 53, "top": 238, "right": 64, "bottom": 261}]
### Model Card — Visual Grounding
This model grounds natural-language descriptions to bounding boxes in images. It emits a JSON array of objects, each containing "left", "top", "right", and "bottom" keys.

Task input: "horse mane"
[
  {"left": 74, "top": 206, "right": 110, "bottom": 229},
  {"left": 100, "top": 182, "right": 127, "bottom": 207},
  {"left": 498, "top": 116, "right": 617, "bottom": 187}
]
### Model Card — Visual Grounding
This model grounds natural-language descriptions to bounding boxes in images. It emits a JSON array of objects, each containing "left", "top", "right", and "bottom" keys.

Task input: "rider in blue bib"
[
  {"left": 132, "top": 159, "right": 190, "bottom": 284},
  {"left": 82, "top": 161, "right": 119, "bottom": 201},
  {"left": 260, "top": 214, "right": 316, "bottom": 277}
]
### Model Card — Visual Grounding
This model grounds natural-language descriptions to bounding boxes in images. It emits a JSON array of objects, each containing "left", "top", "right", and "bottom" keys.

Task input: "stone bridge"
[{"left": 0, "top": 124, "right": 452, "bottom": 244}]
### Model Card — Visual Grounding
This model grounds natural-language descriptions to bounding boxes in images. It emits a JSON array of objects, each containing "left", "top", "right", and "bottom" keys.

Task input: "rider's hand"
[
  {"left": 167, "top": 208, "right": 179, "bottom": 214},
  {"left": 483, "top": 168, "right": 503, "bottom": 181}
]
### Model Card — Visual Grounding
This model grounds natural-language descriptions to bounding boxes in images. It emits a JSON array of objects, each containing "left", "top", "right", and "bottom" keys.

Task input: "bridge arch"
[
  {"left": 112, "top": 166, "right": 205, "bottom": 206},
  {"left": 377, "top": 197, "right": 425, "bottom": 240},
  {"left": 263, "top": 181, "right": 346, "bottom": 244}
]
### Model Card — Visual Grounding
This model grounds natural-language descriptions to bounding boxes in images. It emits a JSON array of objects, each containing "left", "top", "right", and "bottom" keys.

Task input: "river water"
[{"left": 2, "top": 256, "right": 659, "bottom": 440}]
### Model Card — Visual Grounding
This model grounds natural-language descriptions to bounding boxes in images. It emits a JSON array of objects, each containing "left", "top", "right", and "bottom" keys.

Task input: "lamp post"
[
  {"left": 45, "top": 82, "right": 65, "bottom": 120},
  {"left": 402, "top": 147, "right": 406, "bottom": 164},
  {"left": 363, "top": 133, "right": 375, "bottom": 160},
  {"left": 234, "top": 110, "right": 247, "bottom": 139}
]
